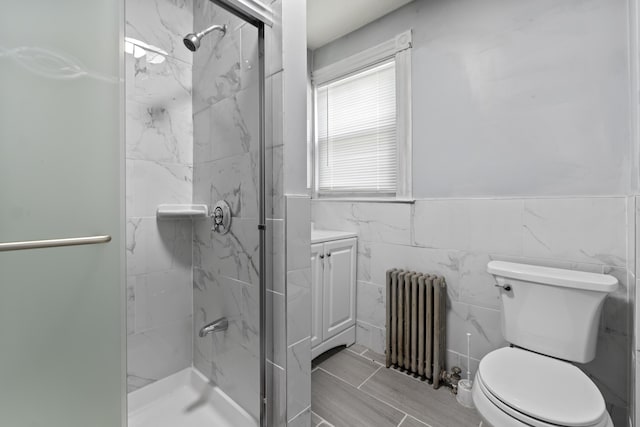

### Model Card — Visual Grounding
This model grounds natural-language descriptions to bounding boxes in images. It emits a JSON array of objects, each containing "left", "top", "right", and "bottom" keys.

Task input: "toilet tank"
[{"left": 487, "top": 261, "right": 618, "bottom": 363}]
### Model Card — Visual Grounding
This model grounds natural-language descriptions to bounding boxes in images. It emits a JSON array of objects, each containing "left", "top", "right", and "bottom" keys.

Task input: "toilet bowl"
[
  {"left": 472, "top": 348, "right": 612, "bottom": 427},
  {"left": 473, "top": 261, "right": 618, "bottom": 427}
]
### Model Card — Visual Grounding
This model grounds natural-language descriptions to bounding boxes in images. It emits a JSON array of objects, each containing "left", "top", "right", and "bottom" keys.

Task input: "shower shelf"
[{"left": 156, "top": 204, "right": 209, "bottom": 219}]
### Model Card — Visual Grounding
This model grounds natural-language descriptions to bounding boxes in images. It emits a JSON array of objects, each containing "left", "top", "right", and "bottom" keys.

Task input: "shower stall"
[{"left": 0, "top": 0, "right": 283, "bottom": 426}]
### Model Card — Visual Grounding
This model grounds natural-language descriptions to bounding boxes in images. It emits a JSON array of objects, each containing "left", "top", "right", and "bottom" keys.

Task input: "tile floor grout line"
[
  {"left": 406, "top": 415, "right": 433, "bottom": 427},
  {"left": 311, "top": 410, "right": 334, "bottom": 427},
  {"left": 367, "top": 358, "right": 386, "bottom": 368},
  {"left": 288, "top": 405, "right": 311, "bottom": 424},
  {"left": 313, "top": 347, "right": 480, "bottom": 427},
  {"left": 346, "top": 347, "right": 368, "bottom": 356},
  {"left": 316, "top": 367, "right": 360, "bottom": 389},
  {"left": 351, "top": 348, "right": 386, "bottom": 367},
  {"left": 357, "top": 384, "right": 414, "bottom": 422},
  {"left": 316, "top": 367, "right": 412, "bottom": 425},
  {"left": 357, "top": 378, "right": 475, "bottom": 427},
  {"left": 321, "top": 350, "right": 418, "bottom": 415},
  {"left": 397, "top": 414, "right": 408, "bottom": 427},
  {"left": 356, "top": 365, "right": 382, "bottom": 389}
]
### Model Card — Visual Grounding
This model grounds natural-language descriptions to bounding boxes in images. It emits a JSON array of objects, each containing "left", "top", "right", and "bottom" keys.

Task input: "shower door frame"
[{"left": 208, "top": 1, "right": 272, "bottom": 426}]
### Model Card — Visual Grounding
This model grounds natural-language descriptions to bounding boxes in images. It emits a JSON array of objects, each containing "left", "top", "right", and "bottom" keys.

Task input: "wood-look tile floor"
[{"left": 311, "top": 345, "right": 481, "bottom": 427}]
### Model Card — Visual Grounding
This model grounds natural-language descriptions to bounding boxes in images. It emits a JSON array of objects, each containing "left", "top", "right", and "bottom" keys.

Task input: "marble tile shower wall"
[
  {"left": 312, "top": 197, "right": 634, "bottom": 425},
  {"left": 125, "top": 0, "right": 194, "bottom": 392},
  {"left": 191, "top": 1, "right": 263, "bottom": 420}
]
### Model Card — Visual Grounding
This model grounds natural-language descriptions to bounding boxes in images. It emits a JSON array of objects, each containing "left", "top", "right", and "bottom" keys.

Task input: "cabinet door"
[
  {"left": 311, "top": 243, "right": 324, "bottom": 348},
  {"left": 323, "top": 238, "right": 357, "bottom": 340}
]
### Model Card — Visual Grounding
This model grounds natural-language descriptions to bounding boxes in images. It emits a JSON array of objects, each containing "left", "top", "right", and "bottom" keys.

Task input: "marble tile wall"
[
  {"left": 312, "top": 197, "right": 634, "bottom": 425},
  {"left": 286, "top": 196, "right": 312, "bottom": 425},
  {"left": 125, "top": 0, "right": 194, "bottom": 392},
  {"left": 191, "top": 0, "right": 264, "bottom": 421},
  {"left": 264, "top": 2, "right": 288, "bottom": 425},
  {"left": 278, "top": 0, "right": 313, "bottom": 423}
]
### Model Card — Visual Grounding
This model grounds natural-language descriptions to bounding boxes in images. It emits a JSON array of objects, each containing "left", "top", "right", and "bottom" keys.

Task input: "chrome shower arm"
[{"left": 198, "top": 24, "right": 227, "bottom": 39}]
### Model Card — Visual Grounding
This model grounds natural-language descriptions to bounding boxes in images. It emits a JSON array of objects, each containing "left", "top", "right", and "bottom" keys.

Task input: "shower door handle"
[{"left": 0, "top": 235, "right": 112, "bottom": 252}]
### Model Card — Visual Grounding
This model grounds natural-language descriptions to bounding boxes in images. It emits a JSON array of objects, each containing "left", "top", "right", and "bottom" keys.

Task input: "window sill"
[{"left": 312, "top": 197, "right": 415, "bottom": 204}]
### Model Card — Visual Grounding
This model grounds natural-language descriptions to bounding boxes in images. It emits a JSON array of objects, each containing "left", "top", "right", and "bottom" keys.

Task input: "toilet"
[{"left": 472, "top": 261, "right": 618, "bottom": 427}]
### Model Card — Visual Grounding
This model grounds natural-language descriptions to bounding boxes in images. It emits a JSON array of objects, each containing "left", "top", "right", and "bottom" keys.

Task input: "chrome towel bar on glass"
[{"left": 0, "top": 235, "right": 112, "bottom": 252}]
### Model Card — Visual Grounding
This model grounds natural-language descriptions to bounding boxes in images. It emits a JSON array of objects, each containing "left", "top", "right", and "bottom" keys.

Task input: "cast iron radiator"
[{"left": 385, "top": 269, "right": 447, "bottom": 388}]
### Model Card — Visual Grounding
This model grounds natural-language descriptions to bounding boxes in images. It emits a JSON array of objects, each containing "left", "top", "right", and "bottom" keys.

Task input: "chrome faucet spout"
[{"left": 199, "top": 317, "right": 228, "bottom": 337}]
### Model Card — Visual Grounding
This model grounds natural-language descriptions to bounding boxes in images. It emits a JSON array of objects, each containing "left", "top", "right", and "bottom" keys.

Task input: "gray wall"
[{"left": 313, "top": 0, "right": 633, "bottom": 198}]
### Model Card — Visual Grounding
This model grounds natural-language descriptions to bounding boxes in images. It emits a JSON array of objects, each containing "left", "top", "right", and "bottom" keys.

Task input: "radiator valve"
[{"left": 440, "top": 366, "right": 462, "bottom": 394}]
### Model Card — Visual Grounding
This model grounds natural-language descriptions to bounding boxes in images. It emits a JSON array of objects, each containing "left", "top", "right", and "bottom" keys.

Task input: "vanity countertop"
[{"left": 311, "top": 229, "right": 357, "bottom": 244}]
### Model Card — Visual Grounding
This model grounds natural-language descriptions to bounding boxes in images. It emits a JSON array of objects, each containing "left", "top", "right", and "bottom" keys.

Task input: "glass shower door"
[{"left": 0, "top": 2, "right": 124, "bottom": 426}]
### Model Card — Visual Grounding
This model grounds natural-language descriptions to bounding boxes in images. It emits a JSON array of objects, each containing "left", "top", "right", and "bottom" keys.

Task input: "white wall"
[{"left": 313, "top": 0, "right": 633, "bottom": 198}]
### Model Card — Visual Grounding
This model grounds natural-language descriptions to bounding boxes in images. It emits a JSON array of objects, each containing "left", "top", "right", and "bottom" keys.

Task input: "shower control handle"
[
  {"left": 213, "top": 207, "right": 224, "bottom": 229},
  {"left": 211, "top": 200, "right": 231, "bottom": 234}
]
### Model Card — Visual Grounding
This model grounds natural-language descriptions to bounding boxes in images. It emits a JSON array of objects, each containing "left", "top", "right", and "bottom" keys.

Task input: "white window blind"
[{"left": 316, "top": 60, "right": 397, "bottom": 195}]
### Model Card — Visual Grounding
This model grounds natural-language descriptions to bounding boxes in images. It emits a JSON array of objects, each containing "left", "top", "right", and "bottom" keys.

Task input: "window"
[
  {"left": 316, "top": 61, "right": 397, "bottom": 195},
  {"left": 312, "top": 31, "right": 412, "bottom": 199}
]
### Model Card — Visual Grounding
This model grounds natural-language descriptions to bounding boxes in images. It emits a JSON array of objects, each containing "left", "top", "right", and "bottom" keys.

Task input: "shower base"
[{"left": 128, "top": 367, "right": 256, "bottom": 427}]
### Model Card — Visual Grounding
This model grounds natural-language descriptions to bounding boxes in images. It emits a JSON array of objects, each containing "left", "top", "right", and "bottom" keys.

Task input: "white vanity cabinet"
[{"left": 311, "top": 230, "right": 357, "bottom": 359}]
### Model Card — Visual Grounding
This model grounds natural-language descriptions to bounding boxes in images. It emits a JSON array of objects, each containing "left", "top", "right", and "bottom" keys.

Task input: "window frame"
[{"left": 311, "top": 30, "right": 413, "bottom": 200}]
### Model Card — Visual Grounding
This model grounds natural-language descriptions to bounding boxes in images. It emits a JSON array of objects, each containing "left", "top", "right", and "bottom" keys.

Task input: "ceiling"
[{"left": 307, "top": 0, "right": 415, "bottom": 50}]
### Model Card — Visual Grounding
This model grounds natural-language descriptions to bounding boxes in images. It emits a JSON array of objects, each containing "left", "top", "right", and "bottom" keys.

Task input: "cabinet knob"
[
  {"left": 327, "top": 253, "right": 331, "bottom": 257},
  {"left": 319, "top": 254, "right": 325, "bottom": 259}
]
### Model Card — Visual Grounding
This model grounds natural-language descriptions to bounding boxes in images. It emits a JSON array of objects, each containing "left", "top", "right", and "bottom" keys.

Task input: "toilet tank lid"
[{"left": 487, "top": 261, "right": 618, "bottom": 293}]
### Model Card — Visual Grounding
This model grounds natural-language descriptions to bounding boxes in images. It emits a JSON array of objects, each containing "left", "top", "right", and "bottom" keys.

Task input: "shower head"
[{"left": 183, "top": 24, "right": 227, "bottom": 52}]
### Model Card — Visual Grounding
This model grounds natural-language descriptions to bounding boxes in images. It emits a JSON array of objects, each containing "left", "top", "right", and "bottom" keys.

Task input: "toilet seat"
[{"left": 474, "top": 347, "right": 610, "bottom": 427}]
